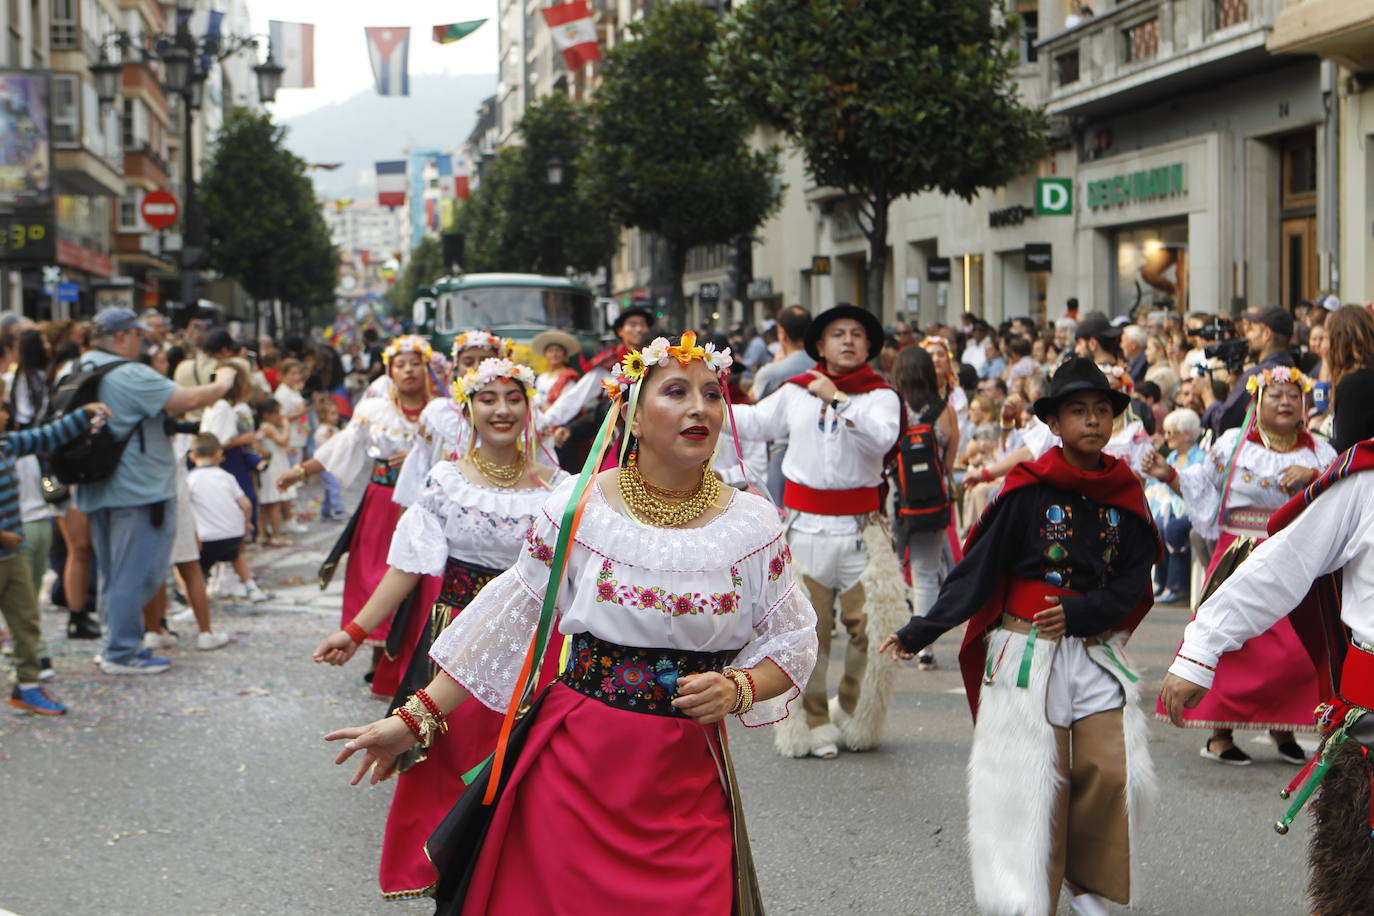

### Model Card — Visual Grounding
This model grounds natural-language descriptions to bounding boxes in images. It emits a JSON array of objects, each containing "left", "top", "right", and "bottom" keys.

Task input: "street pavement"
[{"left": 0, "top": 481, "right": 1312, "bottom": 915}]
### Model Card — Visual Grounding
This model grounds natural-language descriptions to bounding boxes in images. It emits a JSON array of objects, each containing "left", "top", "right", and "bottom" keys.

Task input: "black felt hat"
[
  {"left": 1032, "top": 356, "right": 1132, "bottom": 422},
  {"left": 612, "top": 306, "right": 655, "bottom": 333},
  {"left": 804, "top": 304, "right": 884, "bottom": 362}
]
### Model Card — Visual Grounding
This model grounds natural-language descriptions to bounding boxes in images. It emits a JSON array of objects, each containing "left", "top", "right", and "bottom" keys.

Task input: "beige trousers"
[{"left": 801, "top": 576, "right": 868, "bottom": 728}]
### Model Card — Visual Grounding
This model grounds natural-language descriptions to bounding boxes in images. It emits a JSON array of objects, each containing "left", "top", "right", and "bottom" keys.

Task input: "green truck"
[{"left": 411, "top": 273, "right": 607, "bottom": 369}]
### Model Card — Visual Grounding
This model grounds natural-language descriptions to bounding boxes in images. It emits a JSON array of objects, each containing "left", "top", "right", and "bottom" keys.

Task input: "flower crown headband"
[
  {"left": 452, "top": 357, "right": 537, "bottom": 405},
  {"left": 601, "top": 331, "right": 733, "bottom": 401},
  {"left": 381, "top": 334, "right": 433, "bottom": 366},
  {"left": 1099, "top": 363, "right": 1135, "bottom": 395},
  {"left": 1245, "top": 365, "right": 1314, "bottom": 397},
  {"left": 451, "top": 330, "right": 513, "bottom": 363}
]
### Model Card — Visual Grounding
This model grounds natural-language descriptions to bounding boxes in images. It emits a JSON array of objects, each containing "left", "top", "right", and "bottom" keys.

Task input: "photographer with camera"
[{"left": 1202, "top": 305, "right": 1296, "bottom": 437}]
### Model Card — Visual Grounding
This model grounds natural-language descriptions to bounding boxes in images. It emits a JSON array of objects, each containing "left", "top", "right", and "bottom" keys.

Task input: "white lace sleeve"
[
  {"left": 1180, "top": 430, "right": 1232, "bottom": 540},
  {"left": 386, "top": 502, "right": 447, "bottom": 576},
  {"left": 428, "top": 488, "right": 570, "bottom": 712},
  {"left": 314, "top": 413, "right": 369, "bottom": 484},
  {"left": 732, "top": 540, "right": 817, "bottom": 727},
  {"left": 392, "top": 443, "right": 434, "bottom": 508}
]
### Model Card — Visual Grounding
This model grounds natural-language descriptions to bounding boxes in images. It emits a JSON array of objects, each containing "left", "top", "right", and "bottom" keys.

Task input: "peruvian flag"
[
  {"left": 376, "top": 160, "right": 407, "bottom": 208},
  {"left": 268, "top": 21, "right": 315, "bottom": 88},
  {"left": 541, "top": 2, "right": 601, "bottom": 69},
  {"left": 365, "top": 27, "right": 410, "bottom": 97}
]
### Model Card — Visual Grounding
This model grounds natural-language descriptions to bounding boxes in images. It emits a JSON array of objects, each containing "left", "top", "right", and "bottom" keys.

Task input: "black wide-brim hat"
[
  {"left": 1032, "top": 356, "right": 1132, "bottom": 422},
  {"left": 612, "top": 306, "right": 655, "bottom": 332},
  {"left": 804, "top": 304, "right": 884, "bottom": 362}
]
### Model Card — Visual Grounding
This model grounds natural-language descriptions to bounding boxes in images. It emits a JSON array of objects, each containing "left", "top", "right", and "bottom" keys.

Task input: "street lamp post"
[{"left": 91, "top": 9, "right": 285, "bottom": 325}]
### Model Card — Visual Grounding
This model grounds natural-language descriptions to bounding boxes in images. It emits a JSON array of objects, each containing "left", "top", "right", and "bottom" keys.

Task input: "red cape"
[
  {"left": 957, "top": 447, "right": 1162, "bottom": 719},
  {"left": 785, "top": 362, "right": 894, "bottom": 395},
  {"left": 1266, "top": 440, "right": 1374, "bottom": 699}
]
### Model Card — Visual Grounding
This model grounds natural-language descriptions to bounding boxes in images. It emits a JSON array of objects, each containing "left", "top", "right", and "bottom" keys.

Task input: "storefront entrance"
[{"left": 1112, "top": 221, "right": 1188, "bottom": 318}]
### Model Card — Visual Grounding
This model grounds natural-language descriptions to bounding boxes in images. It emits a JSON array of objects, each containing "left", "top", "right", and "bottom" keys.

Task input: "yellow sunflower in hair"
[{"left": 622, "top": 352, "right": 647, "bottom": 382}]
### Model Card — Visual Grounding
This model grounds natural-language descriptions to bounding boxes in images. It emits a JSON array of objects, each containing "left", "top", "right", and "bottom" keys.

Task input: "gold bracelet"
[
  {"left": 722, "top": 666, "right": 755, "bottom": 716},
  {"left": 392, "top": 694, "right": 448, "bottom": 748}
]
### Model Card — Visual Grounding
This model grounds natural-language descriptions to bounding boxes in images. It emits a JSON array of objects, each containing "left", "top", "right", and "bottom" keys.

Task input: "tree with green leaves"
[
  {"left": 454, "top": 94, "right": 616, "bottom": 277},
  {"left": 583, "top": 2, "right": 781, "bottom": 328},
  {"left": 714, "top": 0, "right": 1047, "bottom": 313},
  {"left": 385, "top": 235, "right": 446, "bottom": 313},
  {"left": 199, "top": 108, "right": 338, "bottom": 327}
]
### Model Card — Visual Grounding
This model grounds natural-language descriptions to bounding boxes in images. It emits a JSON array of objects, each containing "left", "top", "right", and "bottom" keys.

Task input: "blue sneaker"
[
  {"left": 99, "top": 653, "right": 171, "bottom": 676},
  {"left": 9, "top": 684, "right": 67, "bottom": 715}
]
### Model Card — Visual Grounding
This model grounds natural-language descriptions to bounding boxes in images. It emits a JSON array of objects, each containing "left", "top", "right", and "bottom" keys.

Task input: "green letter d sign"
[{"left": 1036, "top": 178, "right": 1073, "bottom": 216}]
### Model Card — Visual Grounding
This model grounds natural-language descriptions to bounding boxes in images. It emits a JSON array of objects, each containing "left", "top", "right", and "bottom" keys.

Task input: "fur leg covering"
[
  {"left": 967, "top": 629, "right": 1062, "bottom": 916},
  {"left": 1307, "top": 737, "right": 1374, "bottom": 916},
  {"left": 834, "top": 521, "right": 909, "bottom": 752},
  {"left": 772, "top": 711, "right": 841, "bottom": 758}
]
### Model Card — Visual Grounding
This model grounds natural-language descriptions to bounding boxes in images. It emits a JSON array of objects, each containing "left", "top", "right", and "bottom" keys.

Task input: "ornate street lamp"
[
  {"left": 90, "top": 50, "right": 123, "bottom": 107},
  {"left": 254, "top": 53, "right": 285, "bottom": 104},
  {"left": 160, "top": 42, "right": 194, "bottom": 96},
  {"left": 547, "top": 156, "right": 565, "bottom": 186}
]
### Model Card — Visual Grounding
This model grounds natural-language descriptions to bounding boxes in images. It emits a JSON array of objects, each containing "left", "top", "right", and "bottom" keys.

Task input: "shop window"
[
  {"left": 1114, "top": 223, "right": 1188, "bottom": 317},
  {"left": 1215, "top": 0, "right": 1248, "bottom": 30},
  {"left": 1055, "top": 49, "right": 1079, "bottom": 86},
  {"left": 1123, "top": 18, "right": 1159, "bottom": 63}
]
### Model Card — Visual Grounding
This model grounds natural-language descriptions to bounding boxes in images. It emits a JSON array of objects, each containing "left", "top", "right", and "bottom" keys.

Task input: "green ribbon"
[
  {"left": 1015, "top": 625, "right": 1038, "bottom": 689},
  {"left": 1097, "top": 639, "right": 1139, "bottom": 683},
  {"left": 461, "top": 752, "right": 493, "bottom": 787},
  {"left": 1276, "top": 709, "right": 1360, "bottom": 832}
]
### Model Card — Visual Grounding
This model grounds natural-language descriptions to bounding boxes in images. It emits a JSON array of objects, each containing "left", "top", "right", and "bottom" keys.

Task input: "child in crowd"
[
  {"left": 883, "top": 358, "right": 1161, "bottom": 916},
  {"left": 255, "top": 398, "right": 292, "bottom": 547},
  {"left": 0, "top": 382, "right": 109, "bottom": 716},
  {"left": 187, "top": 433, "right": 268, "bottom": 604},
  {"left": 273, "top": 359, "right": 310, "bottom": 534},
  {"left": 311, "top": 394, "right": 345, "bottom": 521}
]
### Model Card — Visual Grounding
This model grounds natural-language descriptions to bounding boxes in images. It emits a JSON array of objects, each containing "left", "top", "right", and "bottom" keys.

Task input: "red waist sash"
[
  {"left": 783, "top": 480, "right": 880, "bottom": 515},
  {"left": 1341, "top": 642, "right": 1374, "bottom": 711},
  {"left": 1003, "top": 578, "right": 1081, "bottom": 623}
]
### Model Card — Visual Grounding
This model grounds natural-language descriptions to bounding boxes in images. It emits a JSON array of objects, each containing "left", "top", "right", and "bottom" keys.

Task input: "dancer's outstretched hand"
[
  {"left": 1159, "top": 672, "right": 1208, "bottom": 727},
  {"left": 313, "top": 630, "right": 359, "bottom": 665},
  {"left": 879, "top": 634, "right": 916, "bottom": 662},
  {"left": 326, "top": 716, "right": 417, "bottom": 786}
]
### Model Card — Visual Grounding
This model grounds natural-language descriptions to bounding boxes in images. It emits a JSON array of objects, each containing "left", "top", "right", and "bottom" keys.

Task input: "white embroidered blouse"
[
  {"left": 1179, "top": 428, "right": 1337, "bottom": 541},
  {"left": 429, "top": 478, "right": 818, "bottom": 727},
  {"left": 393, "top": 397, "right": 470, "bottom": 507},
  {"left": 313, "top": 395, "right": 435, "bottom": 486},
  {"left": 387, "top": 461, "right": 570, "bottom": 573}
]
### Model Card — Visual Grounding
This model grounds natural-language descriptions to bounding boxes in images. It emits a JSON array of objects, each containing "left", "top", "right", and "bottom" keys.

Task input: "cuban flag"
[
  {"left": 376, "top": 160, "right": 407, "bottom": 208},
  {"left": 365, "top": 27, "right": 410, "bottom": 97},
  {"left": 541, "top": 2, "right": 601, "bottom": 69}
]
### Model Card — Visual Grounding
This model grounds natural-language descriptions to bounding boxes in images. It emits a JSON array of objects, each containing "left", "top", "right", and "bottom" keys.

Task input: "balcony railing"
[{"left": 1038, "top": 0, "right": 1284, "bottom": 117}]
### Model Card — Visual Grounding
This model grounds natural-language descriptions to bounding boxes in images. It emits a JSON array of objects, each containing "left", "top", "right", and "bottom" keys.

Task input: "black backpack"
[
  {"left": 894, "top": 399, "right": 951, "bottom": 536},
  {"left": 43, "top": 359, "right": 142, "bottom": 485}
]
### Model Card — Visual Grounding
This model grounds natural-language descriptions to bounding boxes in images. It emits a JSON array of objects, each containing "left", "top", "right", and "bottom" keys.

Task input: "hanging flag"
[
  {"left": 456, "top": 176, "right": 471, "bottom": 200},
  {"left": 433, "top": 154, "right": 456, "bottom": 199},
  {"left": 365, "top": 27, "right": 411, "bottom": 97},
  {"left": 376, "top": 160, "right": 407, "bottom": 208},
  {"left": 541, "top": 2, "right": 601, "bottom": 69},
  {"left": 201, "top": 11, "right": 223, "bottom": 74},
  {"left": 310, "top": 162, "right": 343, "bottom": 171},
  {"left": 269, "top": 21, "right": 316, "bottom": 89},
  {"left": 433, "top": 20, "right": 487, "bottom": 44}
]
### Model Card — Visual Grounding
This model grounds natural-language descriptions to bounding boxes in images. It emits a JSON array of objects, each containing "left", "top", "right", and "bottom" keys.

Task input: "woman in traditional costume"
[
  {"left": 313, "top": 356, "right": 567, "bottom": 900},
  {"left": 392, "top": 331, "right": 513, "bottom": 507},
  {"left": 327, "top": 333, "right": 817, "bottom": 914},
  {"left": 1143, "top": 366, "right": 1335, "bottom": 765},
  {"left": 277, "top": 335, "right": 442, "bottom": 696}
]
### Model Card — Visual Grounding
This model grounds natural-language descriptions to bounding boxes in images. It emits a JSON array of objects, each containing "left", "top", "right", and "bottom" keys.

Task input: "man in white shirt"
[
  {"left": 1159, "top": 445, "right": 1374, "bottom": 912},
  {"left": 732, "top": 304, "right": 903, "bottom": 759}
]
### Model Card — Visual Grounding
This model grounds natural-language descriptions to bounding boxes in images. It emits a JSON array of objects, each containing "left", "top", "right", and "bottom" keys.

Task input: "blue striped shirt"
[{"left": 0, "top": 411, "right": 90, "bottom": 559}]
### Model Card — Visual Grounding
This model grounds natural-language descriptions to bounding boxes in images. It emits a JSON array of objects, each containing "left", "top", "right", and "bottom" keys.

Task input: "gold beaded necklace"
[
  {"left": 471, "top": 449, "right": 526, "bottom": 488},
  {"left": 618, "top": 452, "right": 720, "bottom": 527}
]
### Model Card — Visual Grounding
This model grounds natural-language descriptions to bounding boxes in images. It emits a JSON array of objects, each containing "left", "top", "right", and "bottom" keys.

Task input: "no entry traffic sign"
[{"left": 140, "top": 190, "right": 181, "bottom": 230}]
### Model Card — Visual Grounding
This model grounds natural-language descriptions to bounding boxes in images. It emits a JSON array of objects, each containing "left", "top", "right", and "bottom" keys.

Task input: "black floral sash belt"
[
  {"left": 559, "top": 632, "right": 736, "bottom": 718},
  {"left": 370, "top": 459, "right": 399, "bottom": 487},
  {"left": 437, "top": 556, "right": 502, "bottom": 609}
]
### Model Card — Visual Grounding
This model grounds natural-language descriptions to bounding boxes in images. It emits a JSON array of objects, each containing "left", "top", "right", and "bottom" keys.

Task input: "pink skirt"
[
  {"left": 1156, "top": 531, "right": 1323, "bottom": 731},
  {"left": 453, "top": 681, "right": 734, "bottom": 915},
  {"left": 339, "top": 481, "right": 405, "bottom": 645}
]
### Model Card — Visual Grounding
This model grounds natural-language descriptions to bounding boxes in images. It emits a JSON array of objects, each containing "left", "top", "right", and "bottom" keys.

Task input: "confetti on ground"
[{"left": 107, "top": 828, "right": 171, "bottom": 845}]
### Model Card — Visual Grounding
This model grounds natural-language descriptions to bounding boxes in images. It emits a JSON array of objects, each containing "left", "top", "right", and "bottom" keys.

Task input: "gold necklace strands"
[
  {"left": 619, "top": 459, "right": 720, "bottom": 528},
  {"left": 1261, "top": 427, "right": 1299, "bottom": 453},
  {"left": 471, "top": 450, "right": 526, "bottom": 488},
  {"left": 626, "top": 449, "right": 699, "bottom": 499}
]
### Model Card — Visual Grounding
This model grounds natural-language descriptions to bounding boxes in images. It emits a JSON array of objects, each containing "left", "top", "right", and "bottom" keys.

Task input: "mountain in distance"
[{"left": 280, "top": 72, "right": 498, "bottom": 202}]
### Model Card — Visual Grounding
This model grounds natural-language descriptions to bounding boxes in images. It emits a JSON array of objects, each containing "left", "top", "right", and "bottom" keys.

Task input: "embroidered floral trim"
[
  {"left": 594, "top": 558, "right": 742, "bottom": 617},
  {"left": 560, "top": 632, "right": 735, "bottom": 717},
  {"left": 525, "top": 523, "right": 555, "bottom": 567},
  {"left": 767, "top": 544, "right": 792, "bottom": 581}
]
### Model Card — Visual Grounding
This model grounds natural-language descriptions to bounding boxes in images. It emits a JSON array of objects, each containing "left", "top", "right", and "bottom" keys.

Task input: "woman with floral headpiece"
[
  {"left": 392, "top": 330, "right": 512, "bottom": 508},
  {"left": 325, "top": 332, "right": 816, "bottom": 914},
  {"left": 1142, "top": 366, "right": 1335, "bottom": 765},
  {"left": 277, "top": 335, "right": 443, "bottom": 696},
  {"left": 311, "top": 356, "right": 567, "bottom": 900}
]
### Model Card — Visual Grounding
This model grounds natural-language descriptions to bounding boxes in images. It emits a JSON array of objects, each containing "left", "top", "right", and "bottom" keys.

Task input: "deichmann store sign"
[{"left": 1086, "top": 163, "right": 1186, "bottom": 210}]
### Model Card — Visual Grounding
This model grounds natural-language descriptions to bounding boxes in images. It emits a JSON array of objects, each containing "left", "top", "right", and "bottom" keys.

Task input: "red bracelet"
[
  {"left": 980, "top": 467, "right": 993, "bottom": 484},
  {"left": 415, "top": 688, "right": 442, "bottom": 719},
  {"left": 395, "top": 707, "right": 423, "bottom": 741},
  {"left": 344, "top": 621, "right": 367, "bottom": 646},
  {"left": 1165, "top": 464, "right": 1179, "bottom": 484},
  {"left": 739, "top": 666, "right": 757, "bottom": 700}
]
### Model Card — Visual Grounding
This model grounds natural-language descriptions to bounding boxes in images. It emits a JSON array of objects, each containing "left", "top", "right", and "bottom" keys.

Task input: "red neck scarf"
[
  {"left": 582, "top": 344, "right": 627, "bottom": 375},
  {"left": 785, "top": 362, "right": 893, "bottom": 395}
]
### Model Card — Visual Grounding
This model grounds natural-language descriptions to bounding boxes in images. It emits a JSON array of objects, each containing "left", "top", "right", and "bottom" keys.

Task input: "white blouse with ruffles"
[
  {"left": 1179, "top": 427, "right": 1337, "bottom": 541},
  {"left": 313, "top": 394, "right": 435, "bottom": 486},
  {"left": 387, "top": 461, "right": 570, "bottom": 573},
  {"left": 392, "top": 397, "right": 470, "bottom": 507},
  {"left": 429, "top": 477, "right": 818, "bottom": 728}
]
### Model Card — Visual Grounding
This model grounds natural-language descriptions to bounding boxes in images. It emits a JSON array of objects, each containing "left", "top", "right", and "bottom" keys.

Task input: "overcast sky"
[{"left": 244, "top": 0, "right": 500, "bottom": 120}]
